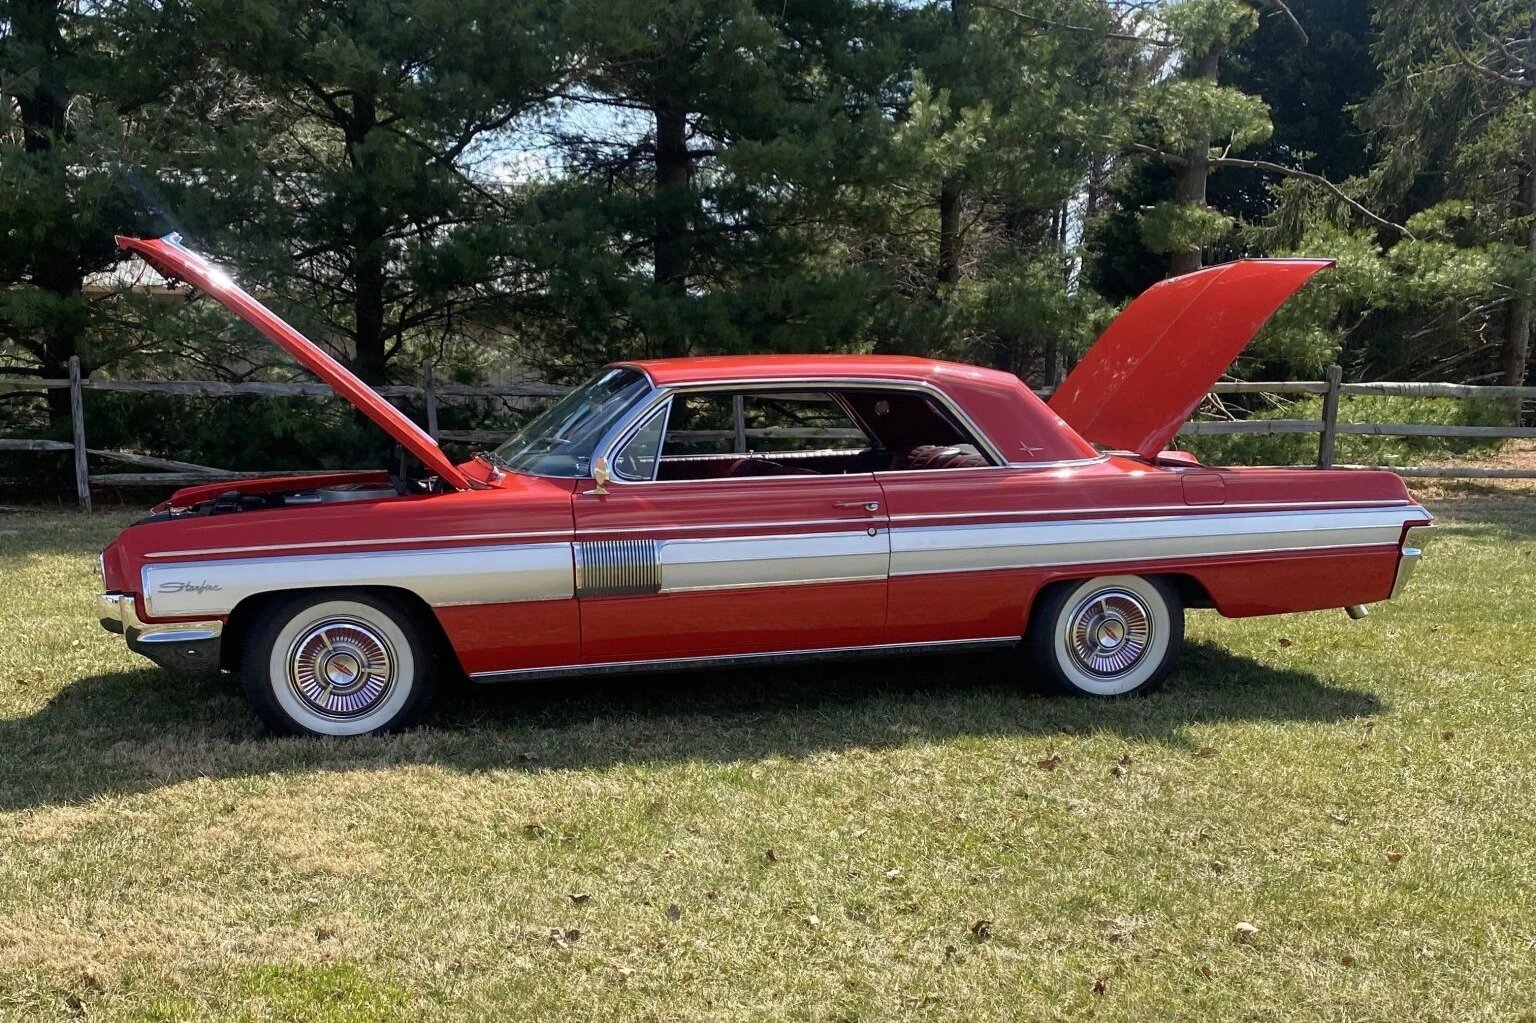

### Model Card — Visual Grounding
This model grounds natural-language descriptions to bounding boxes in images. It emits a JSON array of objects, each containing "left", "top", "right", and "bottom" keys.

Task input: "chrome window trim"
[
  {"left": 611, "top": 400, "right": 674, "bottom": 482},
  {"left": 591, "top": 377, "right": 1014, "bottom": 480}
]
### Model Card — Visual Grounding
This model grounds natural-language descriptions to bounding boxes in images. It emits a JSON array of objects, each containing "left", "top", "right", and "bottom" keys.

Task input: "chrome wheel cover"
[
  {"left": 285, "top": 618, "right": 397, "bottom": 721},
  {"left": 1063, "top": 588, "right": 1154, "bottom": 679}
]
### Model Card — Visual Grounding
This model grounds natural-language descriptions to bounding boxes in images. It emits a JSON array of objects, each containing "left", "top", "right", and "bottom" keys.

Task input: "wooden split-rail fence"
[{"left": 1, "top": 358, "right": 1532, "bottom": 512}]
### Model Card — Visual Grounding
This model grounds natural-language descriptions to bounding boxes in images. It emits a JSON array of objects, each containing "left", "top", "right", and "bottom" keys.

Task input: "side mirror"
[{"left": 592, "top": 455, "right": 611, "bottom": 496}]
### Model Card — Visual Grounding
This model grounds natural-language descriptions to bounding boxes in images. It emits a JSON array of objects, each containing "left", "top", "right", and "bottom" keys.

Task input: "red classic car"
[{"left": 98, "top": 235, "right": 1431, "bottom": 736}]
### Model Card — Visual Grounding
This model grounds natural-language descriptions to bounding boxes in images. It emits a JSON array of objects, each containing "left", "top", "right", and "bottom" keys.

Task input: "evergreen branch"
[
  {"left": 1458, "top": 0, "right": 1536, "bottom": 76},
  {"left": 972, "top": 2, "right": 1176, "bottom": 46},
  {"left": 1447, "top": 31, "right": 1530, "bottom": 88},
  {"left": 1206, "top": 156, "right": 1414, "bottom": 238}
]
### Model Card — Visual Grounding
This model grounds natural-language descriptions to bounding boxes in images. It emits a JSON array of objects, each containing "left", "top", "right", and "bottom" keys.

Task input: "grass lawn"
[{"left": 0, "top": 484, "right": 1532, "bottom": 1021}]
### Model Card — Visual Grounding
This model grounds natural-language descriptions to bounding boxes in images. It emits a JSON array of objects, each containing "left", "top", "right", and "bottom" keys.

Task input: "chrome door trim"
[
  {"left": 575, "top": 539, "right": 662, "bottom": 597},
  {"left": 141, "top": 530, "right": 577, "bottom": 560},
  {"left": 141, "top": 542, "right": 575, "bottom": 617},
  {"left": 468, "top": 635, "right": 1021, "bottom": 683}
]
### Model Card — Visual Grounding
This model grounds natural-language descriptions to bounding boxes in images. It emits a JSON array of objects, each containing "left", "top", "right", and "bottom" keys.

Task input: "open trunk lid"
[
  {"left": 116, "top": 234, "right": 473, "bottom": 490},
  {"left": 1049, "top": 258, "right": 1332, "bottom": 460}
]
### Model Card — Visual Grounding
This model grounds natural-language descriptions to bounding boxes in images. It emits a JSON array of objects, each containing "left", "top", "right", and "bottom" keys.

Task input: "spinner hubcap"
[
  {"left": 1065, "top": 589, "right": 1154, "bottom": 678},
  {"left": 286, "top": 619, "right": 396, "bottom": 720}
]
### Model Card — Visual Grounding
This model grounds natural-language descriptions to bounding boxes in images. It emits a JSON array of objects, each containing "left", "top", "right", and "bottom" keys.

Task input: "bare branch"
[
  {"left": 1123, "top": 140, "right": 1188, "bottom": 168},
  {"left": 1252, "top": 0, "right": 1308, "bottom": 45}
]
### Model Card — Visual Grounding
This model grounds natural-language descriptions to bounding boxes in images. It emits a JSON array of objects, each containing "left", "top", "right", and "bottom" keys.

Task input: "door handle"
[{"left": 834, "top": 501, "right": 880, "bottom": 512}]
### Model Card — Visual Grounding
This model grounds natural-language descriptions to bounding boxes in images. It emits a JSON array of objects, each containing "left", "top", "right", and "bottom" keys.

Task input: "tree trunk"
[
  {"left": 1168, "top": 44, "right": 1223, "bottom": 277},
  {"left": 937, "top": 178, "right": 963, "bottom": 289},
  {"left": 935, "top": 0, "right": 969, "bottom": 294},
  {"left": 651, "top": 99, "right": 692, "bottom": 357},
  {"left": 1503, "top": 163, "right": 1534, "bottom": 387},
  {"left": 347, "top": 89, "right": 388, "bottom": 384},
  {"left": 1502, "top": 8, "right": 1536, "bottom": 387},
  {"left": 13, "top": 0, "right": 87, "bottom": 428}
]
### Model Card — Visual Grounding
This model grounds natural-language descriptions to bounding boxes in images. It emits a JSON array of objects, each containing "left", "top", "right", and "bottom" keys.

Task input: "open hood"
[
  {"left": 117, "top": 235, "right": 472, "bottom": 490},
  {"left": 1049, "top": 258, "right": 1332, "bottom": 460}
]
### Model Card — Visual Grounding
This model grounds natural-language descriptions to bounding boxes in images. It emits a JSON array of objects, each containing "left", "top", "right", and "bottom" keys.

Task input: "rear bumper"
[
  {"left": 98, "top": 592, "right": 224, "bottom": 675},
  {"left": 1390, "top": 547, "right": 1422, "bottom": 599}
]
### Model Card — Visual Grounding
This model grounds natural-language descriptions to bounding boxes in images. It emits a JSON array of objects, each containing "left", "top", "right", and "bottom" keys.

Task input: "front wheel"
[
  {"left": 1023, "top": 575, "right": 1183, "bottom": 697},
  {"left": 241, "top": 591, "right": 435, "bottom": 736}
]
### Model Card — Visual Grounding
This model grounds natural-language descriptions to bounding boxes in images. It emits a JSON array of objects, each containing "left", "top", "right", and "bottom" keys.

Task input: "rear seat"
[{"left": 888, "top": 445, "right": 988, "bottom": 470}]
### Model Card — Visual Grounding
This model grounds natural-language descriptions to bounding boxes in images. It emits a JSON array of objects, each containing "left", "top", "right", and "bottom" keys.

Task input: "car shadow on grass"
[{"left": 0, "top": 639, "right": 1381, "bottom": 812}]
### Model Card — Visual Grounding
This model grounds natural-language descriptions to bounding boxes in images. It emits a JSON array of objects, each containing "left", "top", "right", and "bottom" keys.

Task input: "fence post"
[
  {"left": 68, "top": 356, "right": 92, "bottom": 512},
  {"left": 1317, "top": 363, "right": 1343, "bottom": 469},
  {"left": 422, "top": 361, "right": 439, "bottom": 441}
]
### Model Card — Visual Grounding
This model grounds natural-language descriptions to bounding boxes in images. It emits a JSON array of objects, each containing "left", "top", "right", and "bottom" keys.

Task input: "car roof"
[
  {"left": 616, "top": 354, "right": 1013, "bottom": 388},
  {"left": 613, "top": 354, "right": 1101, "bottom": 464}
]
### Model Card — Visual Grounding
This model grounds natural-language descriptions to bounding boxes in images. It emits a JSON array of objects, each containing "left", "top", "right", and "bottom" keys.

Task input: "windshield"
[{"left": 492, "top": 367, "right": 653, "bottom": 477}]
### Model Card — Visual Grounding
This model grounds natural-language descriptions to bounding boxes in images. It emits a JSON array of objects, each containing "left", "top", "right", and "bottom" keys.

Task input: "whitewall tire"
[
  {"left": 1023, "top": 575, "right": 1183, "bottom": 697},
  {"left": 241, "top": 592, "right": 434, "bottom": 736}
]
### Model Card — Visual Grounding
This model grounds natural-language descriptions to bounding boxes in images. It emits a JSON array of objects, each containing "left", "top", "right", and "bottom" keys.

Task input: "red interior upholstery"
[
  {"left": 722, "top": 457, "right": 819, "bottom": 477},
  {"left": 890, "top": 445, "right": 988, "bottom": 471}
]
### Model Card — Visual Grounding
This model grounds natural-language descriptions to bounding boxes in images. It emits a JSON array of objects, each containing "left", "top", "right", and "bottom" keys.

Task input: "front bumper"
[{"left": 98, "top": 592, "right": 224, "bottom": 675}]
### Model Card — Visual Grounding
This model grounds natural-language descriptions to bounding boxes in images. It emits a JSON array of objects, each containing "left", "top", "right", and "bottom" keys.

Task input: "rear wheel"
[
  {"left": 241, "top": 592, "right": 434, "bottom": 736},
  {"left": 1023, "top": 575, "right": 1183, "bottom": 697}
]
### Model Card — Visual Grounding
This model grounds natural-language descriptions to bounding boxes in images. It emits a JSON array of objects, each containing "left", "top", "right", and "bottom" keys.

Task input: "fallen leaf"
[
  {"left": 970, "top": 919, "right": 993, "bottom": 940},
  {"left": 1363, "top": 719, "right": 1377, "bottom": 735},
  {"left": 682, "top": 970, "right": 697, "bottom": 982},
  {"left": 884, "top": 867, "right": 901, "bottom": 879},
  {"left": 1210, "top": 860, "right": 1227, "bottom": 875},
  {"left": 851, "top": 827, "right": 868, "bottom": 839},
  {"left": 1234, "top": 921, "right": 1258, "bottom": 943},
  {"left": 549, "top": 927, "right": 583, "bottom": 948},
  {"left": 1328, "top": 813, "right": 1352, "bottom": 826},
  {"left": 1198, "top": 964, "right": 1214, "bottom": 979},
  {"left": 612, "top": 964, "right": 633, "bottom": 980},
  {"left": 1117, "top": 752, "right": 1133, "bottom": 767},
  {"left": 764, "top": 848, "right": 778, "bottom": 864},
  {"left": 569, "top": 893, "right": 592, "bottom": 905},
  {"left": 1340, "top": 954, "right": 1356, "bottom": 967},
  {"left": 1277, "top": 637, "right": 1293, "bottom": 648},
  {"left": 1100, "top": 918, "right": 1130, "bottom": 942},
  {"left": 1110, "top": 764, "right": 1128, "bottom": 779},
  {"left": 1091, "top": 974, "right": 1109, "bottom": 995},
  {"left": 806, "top": 914, "right": 821, "bottom": 927},
  {"left": 1385, "top": 850, "right": 1404, "bottom": 864},
  {"left": 944, "top": 944, "right": 957, "bottom": 959},
  {"left": 1441, "top": 730, "right": 1455, "bottom": 741},
  {"left": 1196, "top": 746, "right": 1217, "bottom": 758},
  {"left": 1036, "top": 754, "right": 1061, "bottom": 771},
  {"left": 666, "top": 903, "right": 681, "bottom": 921}
]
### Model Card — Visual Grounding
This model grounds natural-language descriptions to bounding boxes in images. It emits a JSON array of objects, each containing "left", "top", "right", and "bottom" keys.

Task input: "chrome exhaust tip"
[{"left": 1344, "top": 604, "right": 1370, "bottom": 620}]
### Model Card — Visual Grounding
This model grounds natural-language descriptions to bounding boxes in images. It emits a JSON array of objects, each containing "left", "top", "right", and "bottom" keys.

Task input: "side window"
[
  {"left": 740, "top": 393, "right": 867, "bottom": 453},
  {"left": 612, "top": 404, "right": 669, "bottom": 481},
  {"left": 663, "top": 394, "right": 736, "bottom": 457}
]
